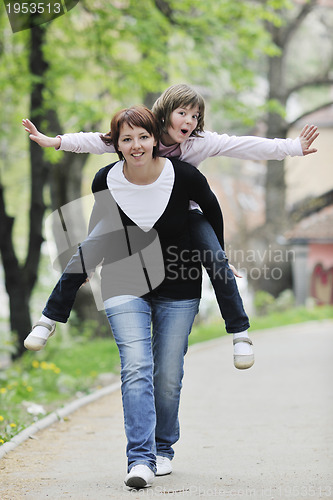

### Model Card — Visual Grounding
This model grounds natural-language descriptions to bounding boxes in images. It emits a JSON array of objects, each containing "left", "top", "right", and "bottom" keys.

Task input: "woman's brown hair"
[{"left": 100, "top": 106, "right": 160, "bottom": 160}]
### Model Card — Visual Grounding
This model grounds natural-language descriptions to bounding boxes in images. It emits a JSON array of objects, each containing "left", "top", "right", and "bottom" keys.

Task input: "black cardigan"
[{"left": 90, "top": 158, "right": 224, "bottom": 301}]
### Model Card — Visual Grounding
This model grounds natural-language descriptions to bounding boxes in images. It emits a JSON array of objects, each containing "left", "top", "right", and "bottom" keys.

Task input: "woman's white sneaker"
[
  {"left": 124, "top": 465, "right": 154, "bottom": 488},
  {"left": 156, "top": 455, "right": 172, "bottom": 476}
]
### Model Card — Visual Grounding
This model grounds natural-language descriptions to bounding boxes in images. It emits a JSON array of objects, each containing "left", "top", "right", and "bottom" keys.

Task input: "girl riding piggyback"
[{"left": 22, "top": 84, "right": 319, "bottom": 370}]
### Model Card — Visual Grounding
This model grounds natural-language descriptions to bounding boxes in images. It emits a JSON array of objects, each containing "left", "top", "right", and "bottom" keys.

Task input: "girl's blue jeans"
[{"left": 104, "top": 294, "right": 199, "bottom": 472}]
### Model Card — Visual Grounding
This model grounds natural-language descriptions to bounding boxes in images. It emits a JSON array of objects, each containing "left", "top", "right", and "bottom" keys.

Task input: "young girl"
[
  {"left": 22, "top": 84, "right": 319, "bottom": 370},
  {"left": 25, "top": 106, "right": 229, "bottom": 487}
]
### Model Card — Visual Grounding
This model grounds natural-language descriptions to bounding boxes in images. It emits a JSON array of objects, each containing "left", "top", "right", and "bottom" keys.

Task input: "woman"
[{"left": 25, "top": 106, "right": 226, "bottom": 488}]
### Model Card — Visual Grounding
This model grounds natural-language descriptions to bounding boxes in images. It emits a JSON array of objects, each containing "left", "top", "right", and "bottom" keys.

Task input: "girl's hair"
[
  {"left": 101, "top": 106, "right": 160, "bottom": 160},
  {"left": 152, "top": 84, "right": 205, "bottom": 137}
]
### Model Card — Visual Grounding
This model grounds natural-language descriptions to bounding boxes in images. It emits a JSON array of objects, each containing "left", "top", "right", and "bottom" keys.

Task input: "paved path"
[{"left": 1, "top": 320, "right": 333, "bottom": 499}]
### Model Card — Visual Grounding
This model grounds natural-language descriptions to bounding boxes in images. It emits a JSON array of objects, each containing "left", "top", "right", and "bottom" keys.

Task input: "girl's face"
[
  {"left": 165, "top": 105, "right": 200, "bottom": 145},
  {"left": 117, "top": 123, "right": 157, "bottom": 167}
]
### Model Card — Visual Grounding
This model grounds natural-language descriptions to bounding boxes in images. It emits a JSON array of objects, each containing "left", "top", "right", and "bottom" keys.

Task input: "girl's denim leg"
[
  {"left": 104, "top": 295, "right": 156, "bottom": 473},
  {"left": 189, "top": 210, "right": 250, "bottom": 333},
  {"left": 151, "top": 296, "right": 200, "bottom": 459},
  {"left": 42, "top": 271, "right": 87, "bottom": 322},
  {"left": 43, "top": 219, "right": 111, "bottom": 323}
]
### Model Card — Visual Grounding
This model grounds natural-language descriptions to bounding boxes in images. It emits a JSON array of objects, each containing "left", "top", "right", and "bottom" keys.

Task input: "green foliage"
[
  {"left": 254, "top": 290, "right": 276, "bottom": 316},
  {"left": 254, "top": 289, "right": 296, "bottom": 316},
  {"left": 264, "top": 98, "right": 287, "bottom": 118}
]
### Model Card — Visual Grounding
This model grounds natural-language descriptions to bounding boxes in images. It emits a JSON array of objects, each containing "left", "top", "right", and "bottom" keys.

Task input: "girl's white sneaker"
[
  {"left": 24, "top": 322, "right": 56, "bottom": 351},
  {"left": 233, "top": 337, "right": 254, "bottom": 369}
]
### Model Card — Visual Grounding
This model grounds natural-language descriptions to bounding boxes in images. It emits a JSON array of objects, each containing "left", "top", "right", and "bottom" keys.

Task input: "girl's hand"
[
  {"left": 79, "top": 272, "right": 95, "bottom": 288},
  {"left": 229, "top": 264, "right": 242, "bottom": 278},
  {"left": 22, "top": 119, "right": 61, "bottom": 149},
  {"left": 299, "top": 124, "right": 319, "bottom": 156}
]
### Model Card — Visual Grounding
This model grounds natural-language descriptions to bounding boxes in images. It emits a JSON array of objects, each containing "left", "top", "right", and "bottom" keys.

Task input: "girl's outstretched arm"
[
  {"left": 180, "top": 125, "right": 319, "bottom": 167},
  {"left": 22, "top": 119, "right": 115, "bottom": 155}
]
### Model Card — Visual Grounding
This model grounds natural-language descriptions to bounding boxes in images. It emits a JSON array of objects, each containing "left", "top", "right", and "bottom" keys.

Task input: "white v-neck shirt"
[{"left": 106, "top": 158, "right": 175, "bottom": 232}]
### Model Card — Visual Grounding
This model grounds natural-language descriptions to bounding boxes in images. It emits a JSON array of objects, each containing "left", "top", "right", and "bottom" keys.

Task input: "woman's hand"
[
  {"left": 229, "top": 263, "right": 242, "bottom": 278},
  {"left": 22, "top": 119, "right": 61, "bottom": 149},
  {"left": 299, "top": 124, "right": 319, "bottom": 156}
]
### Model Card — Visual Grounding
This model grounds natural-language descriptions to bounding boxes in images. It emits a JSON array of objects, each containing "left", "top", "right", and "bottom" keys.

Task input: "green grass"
[
  {"left": 250, "top": 304, "right": 333, "bottom": 330},
  {"left": 0, "top": 328, "right": 120, "bottom": 445},
  {"left": 189, "top": 304, "right": 333, "bottom": 345},
  {"left": 1, "top": 305, "right": 333, "bottom": 445}
]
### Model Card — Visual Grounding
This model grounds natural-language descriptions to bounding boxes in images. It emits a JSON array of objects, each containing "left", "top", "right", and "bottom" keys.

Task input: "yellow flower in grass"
[
  {"left": 53, "top": 367, "right": 61, "bottom": 374},
  {"left": 0, "top": 415, "right": 4, "bottom": 422},
  {"left": 32, "top": 360, "right": 40, "bottom": 369},
  {"left": 0, "top": 388, "right": 7, "bottom": 395},
  {"left": 9, "top": 423, "right": 16, "bottom": 428},
  {"left": 0, "top": 439, "right": 4, "bottom": 444},
  {"left": 40, "top": 361, "right": 49, "bottom": 370},
  {"left": 26, "top": 386, "right": 33, "bottom": 392}
]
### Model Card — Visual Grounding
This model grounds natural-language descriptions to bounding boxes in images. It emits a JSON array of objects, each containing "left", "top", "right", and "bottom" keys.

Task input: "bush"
[
  {"left": 254, "top": 290, "right": 275, "bottom": 316},
  {"left": 254, "top": 289, "right": 295, "bottom": 316}
]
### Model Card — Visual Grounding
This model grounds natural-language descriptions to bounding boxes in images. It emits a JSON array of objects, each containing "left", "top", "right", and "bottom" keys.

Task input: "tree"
[
  {"left": 265, "top": 0, "right": 333, "bottom": 230},
  {"left": 0, "top": 24, "right": 52, "bottom": 356},
  {"left": 251, "top": 0, "right": 333, "bottom": 296}
]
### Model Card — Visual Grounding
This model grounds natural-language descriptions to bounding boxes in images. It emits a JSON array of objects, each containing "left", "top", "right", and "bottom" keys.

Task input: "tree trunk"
[
  {"left": 0, "top": 25, "right": 52, "bottom": 357},
  {"left": 265, "top": 48, "right": 289, "bottom": 232},
  {"left": 248, "top": 27, "right": 292, "bottom": 297}
]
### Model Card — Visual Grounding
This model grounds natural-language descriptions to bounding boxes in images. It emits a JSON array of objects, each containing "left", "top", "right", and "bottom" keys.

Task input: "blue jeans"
[
  {"left": 189, "top": 210, "right": 250, "bottom": 333},
  {"left": 104, "top": 294, "right": 200, "bottom": 473}
]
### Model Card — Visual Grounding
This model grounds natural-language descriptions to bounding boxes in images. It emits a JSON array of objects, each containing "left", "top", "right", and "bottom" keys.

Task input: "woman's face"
[
  {"left": 164, "top": 105, "right": 200, "bottom": 145},
  {"left": 117, "top": 123, "right": 157, "bottom": 167}
]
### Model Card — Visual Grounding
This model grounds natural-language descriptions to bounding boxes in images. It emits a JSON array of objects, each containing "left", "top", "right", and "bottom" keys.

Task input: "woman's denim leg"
[
  {"left": 189, "top": 211, "right": 250, "bottom": 333},
  {"left": 151, "top": 296, "right": 200, "bottom": 459},
  {"left": 104, "top": 295, "right": 156, "bottom": 473}
]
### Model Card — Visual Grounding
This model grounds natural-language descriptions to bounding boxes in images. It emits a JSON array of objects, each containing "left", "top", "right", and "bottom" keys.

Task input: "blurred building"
[{"left": 285, "top": 105, "right": 333, "bottom": 305}]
